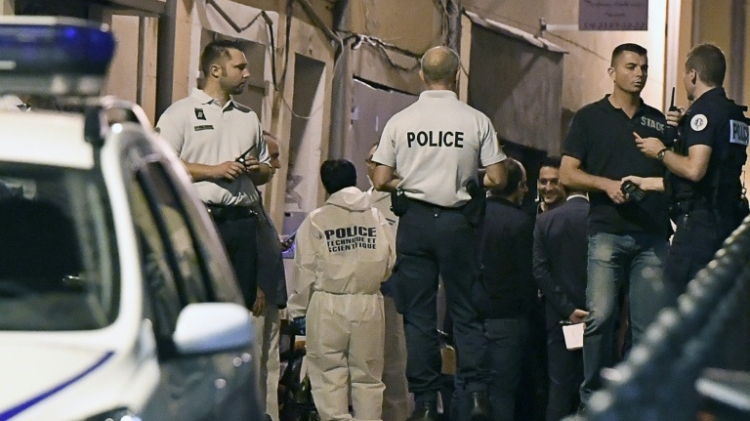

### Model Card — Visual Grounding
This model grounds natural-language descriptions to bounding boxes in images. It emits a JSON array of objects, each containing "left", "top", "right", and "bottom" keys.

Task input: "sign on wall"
[{"left": 579, "top": 0, "right": 649, "bottom": 31}]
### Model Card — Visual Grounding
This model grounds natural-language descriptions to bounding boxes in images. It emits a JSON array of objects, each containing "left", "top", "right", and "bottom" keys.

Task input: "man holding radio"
[{"left": 559, "top": 43, "right": 672, "bottom": 410}]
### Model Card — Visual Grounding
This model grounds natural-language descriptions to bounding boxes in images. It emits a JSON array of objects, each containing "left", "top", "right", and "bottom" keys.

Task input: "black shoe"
[
  {"left": 469, "top": 391, "right": 492, "bottom": 421},
  {"left": 406, "top": 402, "right": 438, "bottom": 421}
]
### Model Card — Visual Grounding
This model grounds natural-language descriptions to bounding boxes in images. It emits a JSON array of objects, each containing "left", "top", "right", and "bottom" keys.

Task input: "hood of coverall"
[{"left": 325, "top": 186, "right": 372, "bottom": 212}]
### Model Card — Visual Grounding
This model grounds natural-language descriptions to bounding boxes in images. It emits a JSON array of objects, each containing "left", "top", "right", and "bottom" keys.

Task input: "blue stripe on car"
[{"left": 0, "top": 351, "right": 115, "bottom": 420}]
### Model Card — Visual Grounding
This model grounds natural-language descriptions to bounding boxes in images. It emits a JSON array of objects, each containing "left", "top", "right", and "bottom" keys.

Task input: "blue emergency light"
[{"left": 0, "top": 17, "right": 116, "bottom": 96}]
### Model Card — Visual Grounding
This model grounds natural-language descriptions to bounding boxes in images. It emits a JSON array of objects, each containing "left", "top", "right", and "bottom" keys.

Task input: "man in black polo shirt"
[{"left": 560, "top": 43, "right": 672, "bottom": 409}]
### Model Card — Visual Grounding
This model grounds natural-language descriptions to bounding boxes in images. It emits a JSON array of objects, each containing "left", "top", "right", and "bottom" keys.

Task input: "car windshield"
[{"left": 0, "top": 163, "right": 118, "bottom": 331}]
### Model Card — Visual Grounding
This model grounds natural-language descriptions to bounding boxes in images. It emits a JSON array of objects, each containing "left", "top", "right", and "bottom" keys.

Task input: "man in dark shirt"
[
  {"left": 560, "top": 43, "right": 672, "bottom": 408},
  {"left": 533, "top": 189, "right": 589, "bottom": 421},
  {"left": 624, "top": 43, "right": 749, "bottom": 291},
  {"left": 474, "top": 158, "right": 536, "bottom": 421},
  {"left": 537, "top": 156, "right": 566, "bottom": 214}
]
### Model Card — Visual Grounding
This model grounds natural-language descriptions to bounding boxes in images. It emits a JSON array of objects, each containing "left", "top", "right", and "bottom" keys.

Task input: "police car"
[{"left": 0, "top": 17, "right": 262, "bottom": 420}]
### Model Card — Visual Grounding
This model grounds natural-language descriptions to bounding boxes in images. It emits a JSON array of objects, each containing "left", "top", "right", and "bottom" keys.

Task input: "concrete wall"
[{"left": 338, "top": 0, "right": 444, "bottom": 55}]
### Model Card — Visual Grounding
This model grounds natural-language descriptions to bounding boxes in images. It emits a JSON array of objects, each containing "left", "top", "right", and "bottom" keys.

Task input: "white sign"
[{"left": 579, "top": 0, "right": 649, "bottom": 31}]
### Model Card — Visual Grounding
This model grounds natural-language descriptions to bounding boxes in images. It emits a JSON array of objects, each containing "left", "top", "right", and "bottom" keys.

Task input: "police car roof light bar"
[{"left": 0, "top": 17, "right": 116, "bottom": 97}]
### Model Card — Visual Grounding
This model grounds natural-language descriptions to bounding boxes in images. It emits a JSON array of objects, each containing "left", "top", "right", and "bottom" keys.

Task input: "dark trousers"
[
  {"left": 486, "top": 317, "right": 529, "bottom": 421},
  {"left": 665, "top": 210, "right": 733, "bottom": 294},
  {"left": 215, "top": 216, "right": 259, "bottom": 309},
  {"left": 546, "top": 325, "right": 583, "bottom": 421},
  {"left": 391, "top": 200, "right": 488, "bottom": 411},
  {"left": 515, "top": 299, "right": 548, "bottom": 421}
]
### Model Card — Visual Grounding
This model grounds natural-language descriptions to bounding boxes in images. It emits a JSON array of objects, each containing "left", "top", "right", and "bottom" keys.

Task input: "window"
[
  {"left": 135, "top": 162, "right": 209, "bottom": 304},
  {"left": 0, "top": 163, "right": 118, "bottom": 331},
  {"left": 129, "top": 181, "right": 182, "bottom": 340}
]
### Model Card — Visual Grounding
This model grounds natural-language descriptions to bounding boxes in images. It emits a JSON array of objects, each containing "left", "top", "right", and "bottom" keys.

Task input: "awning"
[{"left": 464, "top": 10, "right": 567, "bottom": 154}]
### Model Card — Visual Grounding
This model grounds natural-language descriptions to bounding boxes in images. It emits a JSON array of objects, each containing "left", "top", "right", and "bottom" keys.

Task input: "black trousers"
[
  {"left": 665, "top": 210, "right": 734, "bottom": 294},
  {"left": 214, "top": 215, "right": 259, "bottom": 309},
  {"left": 546, "top": 324, "right": 583, "bottom": 421},
  {"left": 390, "top": 200, "right": 489, "bottom": 409}
]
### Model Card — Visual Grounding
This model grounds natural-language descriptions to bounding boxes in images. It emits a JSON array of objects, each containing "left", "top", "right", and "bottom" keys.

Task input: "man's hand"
[
  {"left": 212, "top": 161, "right": 246, "bottom": 181},
  {"left": 240, "top": 155, "right": 262, "bottom": 173},
  {"left": 252, "top": 288, "right": 266, "bottom": 317},
  {"left": 634, "top": 133, "right": 666, "bottom": 159},
  {"left": 621, "top": 176, "right": 665, "bottom": 193},
  {"left": 666, "top": 106, "right": 686, "bottom": 127},
  {"left": 569, "top": 309, "right": 589, "bottom": 324},
  {"left": 603, "top": 178, "right": 627, "bottom": 204}
]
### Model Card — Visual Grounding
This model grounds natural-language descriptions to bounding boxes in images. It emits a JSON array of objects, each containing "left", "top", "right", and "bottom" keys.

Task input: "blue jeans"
[{"left": 580, "top": 232, "right": 670, "bottom": 405}]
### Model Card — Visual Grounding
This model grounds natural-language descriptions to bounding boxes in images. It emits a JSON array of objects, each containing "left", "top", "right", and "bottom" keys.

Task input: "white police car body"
[{"left": 0, "top": 17, "right": 261, "bottom": 421}]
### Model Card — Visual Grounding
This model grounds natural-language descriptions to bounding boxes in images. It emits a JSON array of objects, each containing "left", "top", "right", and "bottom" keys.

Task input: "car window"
[
  {"left": 0, "top": 164, "right": 118, "bottom": 331},
  {"left": 129, "top": 181, "right": 182, "bottom": 340},
  {"left": 160, "top": 164, "right": 244, "bottom": 306},
  {"left": 135, "top": 161, "right": 208, "bottom": 304}
]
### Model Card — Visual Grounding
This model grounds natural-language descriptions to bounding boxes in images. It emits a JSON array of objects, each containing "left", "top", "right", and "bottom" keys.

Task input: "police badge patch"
[
  {"left": 690, "top": 114, "right": 707, "bottom": 131},
  {"left": 730, "top": 119, "right": 749, "bottom": 146},
  {"left": 194, "top": 108, "right": 206, "bottom": 120}
]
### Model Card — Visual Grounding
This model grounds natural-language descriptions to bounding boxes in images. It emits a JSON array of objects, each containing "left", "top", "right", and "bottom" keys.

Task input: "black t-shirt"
[
  {"left": 563, "top": 96, "right": 669, "bottom": 236},
  {"left": 667, "top": 88, "right": 748, "bottom": 212}
]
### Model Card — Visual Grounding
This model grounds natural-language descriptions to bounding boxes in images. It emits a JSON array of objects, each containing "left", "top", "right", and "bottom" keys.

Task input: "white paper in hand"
[{"left": 562, "top": 323, "right": 585, "bottom": 350}]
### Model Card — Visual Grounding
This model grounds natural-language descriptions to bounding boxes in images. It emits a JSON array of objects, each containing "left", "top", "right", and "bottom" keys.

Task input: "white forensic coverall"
[{"left": 289, "top": 186, "right": 396, "bottom": 421}]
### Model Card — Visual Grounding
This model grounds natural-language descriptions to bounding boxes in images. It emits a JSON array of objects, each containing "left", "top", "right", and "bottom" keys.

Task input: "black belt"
[
  {"left": 406, "top": 198, "right": 465, "bottom": 212},
  {"left": 669, "top": 200, "right": 710, "bottom": 217},
  {"left": 206, "top": 204, "right": 257, "bottom": 222}
]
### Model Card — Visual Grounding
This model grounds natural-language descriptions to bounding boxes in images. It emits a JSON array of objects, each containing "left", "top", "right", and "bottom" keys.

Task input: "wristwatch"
[{"left": 657, "top": 148, "right": 668, "bottom": 161}]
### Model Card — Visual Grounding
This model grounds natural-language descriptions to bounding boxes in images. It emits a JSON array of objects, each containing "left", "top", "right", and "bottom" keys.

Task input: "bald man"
[
  {"left": 372, "top": 46, "right": 507, "bottom": 421},
  {"left": 251, "top": 131, "right": 287, "bottom": 421}
]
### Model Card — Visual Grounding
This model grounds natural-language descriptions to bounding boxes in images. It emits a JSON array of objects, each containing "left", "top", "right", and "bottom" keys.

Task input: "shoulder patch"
[
  {"left": 730, "top": 119, "right": 749, "bottom": 146},
  {"left": 690, "top": 114, "right": 708, "bottom": 131}
]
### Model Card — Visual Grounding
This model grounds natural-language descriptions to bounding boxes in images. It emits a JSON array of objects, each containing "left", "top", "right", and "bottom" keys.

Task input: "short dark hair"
[
  {"left": 539, "top": 155, "right": 561, "bottom": 171},
  {"left": 686, "top": 43, "right": 726, "bottom": 87},
  {"left": 611, "top": 43, "right": 648, "bottom": 66},
  {"left": 200, "top": 39, "right": 244, "bottom": 78},
  {"left": 320, "top": 159, "right": 357, "bottom": 195},
  {"left": 493, "top": 159, "right": 524, "bottom": 197}
]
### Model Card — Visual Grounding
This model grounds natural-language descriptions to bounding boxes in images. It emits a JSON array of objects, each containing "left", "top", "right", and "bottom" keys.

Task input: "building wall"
[
  {"left": 338, "top": 0, "right": 445, "bottom": 55},
  {"left": 465, "top": 0, "right": 667, "bottom": 119},
  {"left": 690, "top": 0, "right": 750, "bottom": 195}
]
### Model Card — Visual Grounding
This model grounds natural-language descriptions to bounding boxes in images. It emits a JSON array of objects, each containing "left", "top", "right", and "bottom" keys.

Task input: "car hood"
[{"left": 0, "top": 334, "right": 159, "bottom": 421}]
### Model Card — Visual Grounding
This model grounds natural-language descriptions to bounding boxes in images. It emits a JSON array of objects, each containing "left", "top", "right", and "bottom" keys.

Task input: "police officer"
[
  {"left": 156, "top": 39, "right": 272, "bottom": 312},
  {"left": 625, "top": 43, "right": 749, "bottom": 291},
  {"left": 372, "top": 46, "right": 507, "bottom": 421}
]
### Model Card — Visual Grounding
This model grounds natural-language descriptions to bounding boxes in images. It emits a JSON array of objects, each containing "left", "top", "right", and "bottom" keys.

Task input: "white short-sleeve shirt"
[
  {"left": 372, "top": 90, "right": 506, "bottom": 207},
  {"left": 155, "top": 88, "right": 270, "bottom": 206}
]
